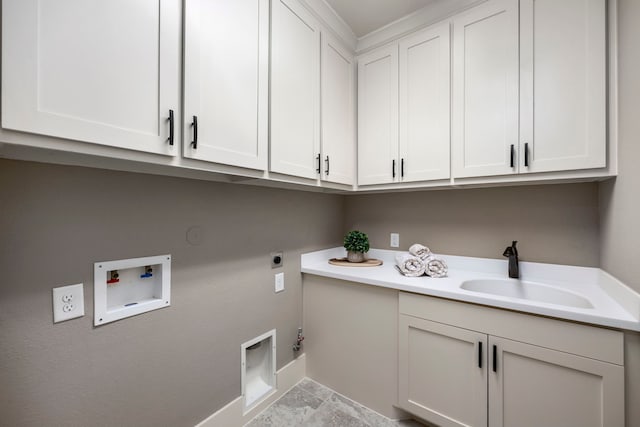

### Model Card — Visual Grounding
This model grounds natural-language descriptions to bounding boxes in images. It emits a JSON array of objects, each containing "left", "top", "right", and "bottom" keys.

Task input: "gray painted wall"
[
  {"left": 0, "top": 159, "right": 344, "bottom": 427},
  {"left": 599, "top": 1, "right": 640, "bottom": 425},
  {"left": 600, "top": 0, "right": 640, "bottom": 293},
  {"left": 345, "top": 183, "right": 600, "bottom": 267}
]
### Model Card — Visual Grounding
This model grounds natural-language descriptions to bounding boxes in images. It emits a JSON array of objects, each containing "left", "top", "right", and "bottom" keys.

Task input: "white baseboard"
[{"left": 195, "top": 354, "right": 306, "bottom": 427}]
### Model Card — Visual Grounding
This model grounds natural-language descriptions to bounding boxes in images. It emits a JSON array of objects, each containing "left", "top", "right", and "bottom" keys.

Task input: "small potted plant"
[{"left": 343, "top": 230, "right": 370, "bottom": 263}]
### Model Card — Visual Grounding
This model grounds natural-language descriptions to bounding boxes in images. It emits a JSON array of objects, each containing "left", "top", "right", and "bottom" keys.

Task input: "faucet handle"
[{"left": 503, "top": 241, "right": 518, "bottom": 258}]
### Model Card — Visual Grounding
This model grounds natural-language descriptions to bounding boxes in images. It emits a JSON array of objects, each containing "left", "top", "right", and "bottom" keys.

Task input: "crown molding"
[
  {"left": 356, "top": 0, "right": 487, "bottom": 55},
  {"left": 298, "top": 0, "right": 358, "bottom": 51}
]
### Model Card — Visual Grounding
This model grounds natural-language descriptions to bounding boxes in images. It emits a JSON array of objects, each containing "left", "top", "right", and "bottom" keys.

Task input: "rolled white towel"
[
  {"left": 409, "top": 243, "right": 432, "bottom": 261},
  {"left": 395, "top": 253, "right": 426, "bottom": 277},
  {"left": 426, "top": 258, "right": 448, "bottom": 278}
]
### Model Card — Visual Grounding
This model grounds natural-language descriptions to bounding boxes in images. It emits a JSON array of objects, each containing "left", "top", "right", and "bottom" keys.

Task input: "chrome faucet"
[{"left": 502, "top": 241, "right": 519, "bottom": 279}]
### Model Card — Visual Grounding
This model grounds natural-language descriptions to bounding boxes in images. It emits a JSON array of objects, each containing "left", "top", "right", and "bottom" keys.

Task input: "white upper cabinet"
[
  {"left": 452, "top": 0, "right": 519, "bottom": 178},
  {"left": 270, "top": 0, "right": 321, "bottom": 179},
  {"left": 358, "top": 45, "right": 399, "bottom": 186},
  {"left": 1, "top": 0, "right": 611, "bottom": 190},
  {"left": 271, "top": 0, "right": 355, "bottom": 185},
  {"left": 1, "top": 0, "right": 181, "bottom": 156},
  {"left": 358, "top": 21, "right": 451, "bottom": 186},
  {"left": 321, "top": 33, "right": 355, "bottom": 186},
  {"left": 519, "top": 0, "right": 606, "bottom": 173},
  {"left": 183, "top": 0, "right": 269, "bottom": 170},
  {"left": 399, "top": 22, "right": 451, "bottom": 183}
]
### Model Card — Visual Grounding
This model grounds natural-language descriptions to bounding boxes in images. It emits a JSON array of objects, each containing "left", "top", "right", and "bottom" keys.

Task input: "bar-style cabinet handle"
[
  {"left": 168, "top": 109, "right": 174, "bottom": 146},
  {"left": 191, "top": 116, "right": 198, "bottom": 149},
  {"left": 316, "top": 154, "right": 321, "bottom": 174},
  {"left": 325, "top": 156, "right": 330, "bottom": 176},
  {"left": 401, "top": 158, "right": 405, "bottom": 178},
  {"left": 510, "top": 145, "right": 515, "bottom": 168},
  {"left": 478, "top": 342, "right": 483, "bottom": 368},
  {"left": 493, "top": 345, "right": 497, "bottom": 372},
  {"left": 392, "top": 159, "right": 396, "bottom": 178},
  {"left": 524, "top": 142, "right": 530, "bottom": 167}
]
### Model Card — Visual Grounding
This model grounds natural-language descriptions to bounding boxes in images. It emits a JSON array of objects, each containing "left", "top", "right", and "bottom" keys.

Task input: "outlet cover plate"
[
  {"left": 390, "top": 233, "right": 400, "bottom": 248},
  {"left": 52, "top": 283, "right": 84, "bottom": 323}
]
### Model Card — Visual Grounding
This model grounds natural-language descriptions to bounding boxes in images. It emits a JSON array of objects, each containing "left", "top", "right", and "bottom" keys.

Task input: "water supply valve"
[
  {"left": 140, "top": 266, "right": 153, "bottom": 278},
  {"left": 293, "top": 327, "right": 304, "bottom": 352},
  {"left": 107, "top": 270, "right": 120, "bottom": 284}
]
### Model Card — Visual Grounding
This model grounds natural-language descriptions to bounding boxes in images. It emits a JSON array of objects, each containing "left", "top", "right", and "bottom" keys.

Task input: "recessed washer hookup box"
[{"left": 94, "top": 254, "right": 171, "bottom": 326}]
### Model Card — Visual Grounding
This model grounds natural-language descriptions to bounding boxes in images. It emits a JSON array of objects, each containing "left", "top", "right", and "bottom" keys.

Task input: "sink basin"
[{"left": 460, "top": 279, "right": 594, "bottom": 309}]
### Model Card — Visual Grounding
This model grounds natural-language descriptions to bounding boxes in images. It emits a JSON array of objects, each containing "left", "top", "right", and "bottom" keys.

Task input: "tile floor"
[{"left": 246, "top": 378, "right": 427, "bottom": 427}]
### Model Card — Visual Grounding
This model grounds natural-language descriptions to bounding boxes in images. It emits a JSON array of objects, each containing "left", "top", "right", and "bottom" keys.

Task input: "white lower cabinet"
[
  {"left": 489, "top": 336, "right": 624, "bottom": 427},
  {"left": 399, "top": 316, "right": 487, "bottom": 427},
  {"left": 398, "top": 293, "right": 625, "bottom": 427}
]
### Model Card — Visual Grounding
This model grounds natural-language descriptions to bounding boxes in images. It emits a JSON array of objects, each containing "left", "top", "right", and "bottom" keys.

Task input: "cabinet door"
[
  {"left": 519, "top": 0, "right": 606, "bottom": 173},
  {"left": 321, "top": 33, "right": 355, "bottom": 186},
  {"left": 452, "top": 0, "right": 519, "bottom": 178},
  {"left": 399, "top": 22, "right": 451, "bottom": 182},
  {"left": 1, "top": 0, "right": 180, "bottom": 156},
  {"left": 489, "top": 336, "right": 624, "bottom": 427},
  {"left": 183, "top": 0, "right": 268, "bottom": 170},
  {"left": 357, "top": 45, "right": 399, "bottom": 186},
  {"left": 270, "top": 0, "right": 320, "bottom": 179},
  {"left": 399, "top": 315, "right": 488, "bottom": 427}
]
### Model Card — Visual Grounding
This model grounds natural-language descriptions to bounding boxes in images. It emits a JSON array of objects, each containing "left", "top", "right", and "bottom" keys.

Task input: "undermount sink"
[{"left": 460, "top": 279, "right": 594, "bottom": 309}]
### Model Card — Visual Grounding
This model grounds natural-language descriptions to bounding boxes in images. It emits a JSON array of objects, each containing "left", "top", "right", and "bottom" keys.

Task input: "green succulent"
[{"left": 343, "top": 230, "right": 370, "bottom": 253}]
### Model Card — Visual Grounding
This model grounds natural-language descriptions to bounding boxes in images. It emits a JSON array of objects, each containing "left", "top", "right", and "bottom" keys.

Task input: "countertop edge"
[{"left": 301, "top": 248, "right": 640, "bottom": 332}]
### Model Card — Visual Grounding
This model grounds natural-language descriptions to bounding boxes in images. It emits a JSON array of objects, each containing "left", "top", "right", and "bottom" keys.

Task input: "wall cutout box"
[
  {"left": 241, "top": 329, "right": 276, "bottom": 413},
  {"left": 94, "top": 254, "right": 171, "bottom": 326}
]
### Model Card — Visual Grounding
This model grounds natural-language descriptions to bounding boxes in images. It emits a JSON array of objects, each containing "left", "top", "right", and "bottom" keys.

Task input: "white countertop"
[{"left": 301, "top": 248, "right": 640, "bottom": 332}]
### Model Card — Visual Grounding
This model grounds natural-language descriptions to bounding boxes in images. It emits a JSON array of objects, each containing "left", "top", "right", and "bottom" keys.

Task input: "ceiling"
[{"left": 324, "top": 0, "right": 439, "bottom": 37}]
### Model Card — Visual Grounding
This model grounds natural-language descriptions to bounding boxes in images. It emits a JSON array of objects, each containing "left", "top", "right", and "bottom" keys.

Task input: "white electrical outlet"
[
  {"left": 390, "top": 233, "right": 400, "bottom": 248},
  {"left": 52, "top": 283, "right": 84, "bottom": 323},
  {"left": 275, "top": 272, "right": 284, "bottom": 293}
]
